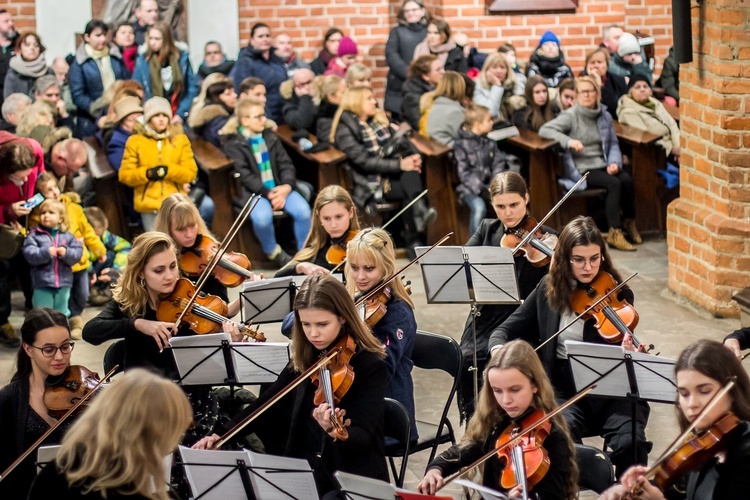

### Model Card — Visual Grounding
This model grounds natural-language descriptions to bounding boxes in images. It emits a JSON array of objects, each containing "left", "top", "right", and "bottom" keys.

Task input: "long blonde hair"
[
  {"left": 330, "top": 86, "right": 388, "bottom": 143},
  {"left": 55, "top": 369, "right": 192, "bottom": 499},
  {"left": 154, "top": 193, "right": 213, "bottom": 251},
  {"left": 464, "top": 340, "right": 578, "bottom": 499},
  {"left": 477, "top": 52, "right": 515, "bottom": 91},
  {"left": 312, "top": 74, "right": 344, "bottom": 106},
  {"left": 293, "top": 185, "right": 360, "bottom": 263},
  {"left": 345, "top": 228, "right": 414, "bottom": 309},
  {"left": 291, "top": 274, "right": 385, "bottom": 371},
  {"left": 112, "top": 232, "right": 177, "bottom": 317}
]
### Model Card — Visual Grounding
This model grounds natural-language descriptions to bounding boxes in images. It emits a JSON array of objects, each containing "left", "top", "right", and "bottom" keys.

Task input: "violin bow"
[
  {"left": 535, "top": 273, "right": 637, "bottom": 353},
  {"left": 439, "top": 383, "right": 597, "bottom": 490},
  {"left": 329, "top": 190, "right": 429, "bottom": 275},
  {"left": 0, "top": 365, "right": 119, "bottom": 483},
  {"left": 213, "top": 348, "right": 342, "bottom": 449},
  {"left": 512, "top": 172, "right": 590, "bottom": 255},
  {"left": 354, "top": 232, "right": 453, "bottom": 307},
  {"left": 173, "top": 195, "right": 260, "bottom": 330}
]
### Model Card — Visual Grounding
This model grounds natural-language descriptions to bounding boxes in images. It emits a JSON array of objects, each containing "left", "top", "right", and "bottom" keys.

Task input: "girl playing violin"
[
  {"left": 276, "top": 185, "right": 361, "bottom": 277},
  {"left": 0, "top": 308, "right": 76, "bottom": 499},
  {"left": 458, "top": 171, "right": 555, "bottom": 423},
  {"left": 488, "top": 216, "right": 650, "bottom": 477},
  {"left": 28, "top": 369, "right": 193, "bottom": 499},
  {"left": 599, "top": 339, "right": 750, "bottom": 500},
  {"left": 345, "top": 227, "right": 418, "bottom": 442},
  {"left": 418, "top": 340, "right": 578, "bottom": 499},
  {"left": 193, "top": 274, "right": 390, "bottom": 495}
]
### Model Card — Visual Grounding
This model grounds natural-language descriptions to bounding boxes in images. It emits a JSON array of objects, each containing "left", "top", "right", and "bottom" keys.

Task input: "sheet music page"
[
  {"left": 292, "top": 273, "right": 343, "bottom": 288},
  {"left": 241, "top": 277, "right": 295, "bottom": 323},
  {"left": 464, "top": 246, "right": 520, "bottom": 304},
  {"left": 247, "top": 451, "right": 319, "bottom": 499},
  {"left": 415, "top": 246, "right": 471, "bottom": 303},
  {"left": 453, "top": 479, "right": 510, "bottom": 499},
  {"left": 631, "top": 349, "right": 677, "bottom": 403},
  {"left": 334, "top": 471, "right": 396, "bottom": 500},
  {"left": 179, "top": 446, "right": 249, "bottom": 499},
  {"left": 231, "top": 342, "right": 291, "bottom": 384},
  {"left": 170, "top": 333, "right": 231, "bottom": 385}
]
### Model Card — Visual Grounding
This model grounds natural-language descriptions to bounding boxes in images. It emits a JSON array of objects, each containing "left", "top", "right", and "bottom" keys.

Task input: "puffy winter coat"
[
  {"left": 22, "top": 226, "right": 83, "bottom": 289},
  {"left": 526, "top": 49, "right": 574, "bottom": 88},
  {"left": 230, "top": 46, "right": 287, "bottom": 124},
  {"left": 188, "top": 103, "right": 230, "bottom": 148},
  {"left": 617, "top": 94, "right": 680, "bottom": 156},
  {"left": 453, "top": 127, "right": 511, "bottom": 198},
  {"left": 131, "top": 48, "right": 199, "bottom": 122},
  {"left": 401, "top": 77, "right": 432, "bottom": 130},
  {"left": 0, "top": 132, "right": 45, "bottom": 223},
  {"left": 384, "top": 21, "right": 427, "bottom": 114}
]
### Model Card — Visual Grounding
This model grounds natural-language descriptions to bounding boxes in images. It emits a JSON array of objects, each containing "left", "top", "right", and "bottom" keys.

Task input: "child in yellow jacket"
[{"left": 119, "top": 96, "right": 198, "bottom": 231}]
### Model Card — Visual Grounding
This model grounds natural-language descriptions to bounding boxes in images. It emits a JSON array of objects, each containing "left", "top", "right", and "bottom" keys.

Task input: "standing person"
[
  {"left": 599, "top": 339, "right": 750, "bottom": 500},
  {"left": 3, "top": 31, "right": 51, "bottom": 99},
  {"left": 131, "top": 0, "right": 159, "bottom": 47},
  {"left": 197, "top": 40, "right": 235, "bottom": 82},
  {"left": 311, "top": 28, "right": 343, "bottom": 76},
  {"left": 418, "top": 340, "right": 578, "bottom": 499},
  {"left": 0, "top": 8, "right": 17, "bottom": 107},
  {"left": 384, "top": 0, "right": 430, "bottom": 120},
  {"left": 112, "top": 22, "right": 137, "bottom": 75},
  {"left": 601, "top": 24, "right": 624, "bottom": 58},
  {"left": 131, "top": 21, "right": 198, "bottom": 124},
  {"left": 231, "top": 23, "right": 287, "bottom": 124},
  {"left": 473, "top": 52, "right": 524, "bottom": 125},
  {"left": 525, "top": 30, "right": 574, "bottom": 89},
  {"left": 513, "top": 75, "right": 559, "bottom": 132},
  {"left": 488, "top": 216, "right": 652, "bottom": 477},
  {"left": 401, "top": 54, "right": 443, "bottom": 130},
  {"left": 539, "top": 76, "right": 640, "bottom": 251},
  {"left": 69, "top": 20, "right": 129, "bottom": 138},
  {"left": 193, "top": 274, "right": 390, "bottom": 496},
  {"left": 274, "top": 33, "right": 310, "bottom": 78},
  {"left": 28, "top": 369, "right": 193, "bottom": 500},
  {"left": 581, "top": 47, "right": 627, "bottom": 120},
  {"left": 0, "top": 308, "right": 77, "bottom": 500},
  {"left": 412, "top": 18, "right": 467, "bottom": 74},
  {"left": 456, "top": 171, "right": 552, "bottom": 422}
]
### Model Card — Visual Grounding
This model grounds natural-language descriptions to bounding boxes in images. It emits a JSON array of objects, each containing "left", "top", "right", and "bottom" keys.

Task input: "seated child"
[{"left": 83, "top": 206, "right": 132, "bottom": 306}]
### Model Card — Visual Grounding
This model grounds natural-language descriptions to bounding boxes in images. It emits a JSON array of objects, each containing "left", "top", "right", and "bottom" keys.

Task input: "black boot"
[{"left": 412, "top": 198, "right": 437, "bottom": 233}]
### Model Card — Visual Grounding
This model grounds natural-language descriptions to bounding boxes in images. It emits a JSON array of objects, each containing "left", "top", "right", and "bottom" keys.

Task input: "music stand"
[
  {"left": 416, "top": 246, "right": 520, "bottom": 402},
  {"left": 566, "top": 340, "right": 677, "bottom": 464},
  {"left": 453, "top": 479, "right": 510, "bottom": 500}
]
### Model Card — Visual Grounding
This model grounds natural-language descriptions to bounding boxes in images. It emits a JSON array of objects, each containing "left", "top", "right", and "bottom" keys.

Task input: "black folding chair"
[{"left": 383, "top": 397, "right": 412, "bottom": 487}]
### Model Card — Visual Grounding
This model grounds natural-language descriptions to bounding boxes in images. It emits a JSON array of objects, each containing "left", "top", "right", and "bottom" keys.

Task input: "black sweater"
[{"left": 28, "top": 462, "right": 149, "bottom": 499}]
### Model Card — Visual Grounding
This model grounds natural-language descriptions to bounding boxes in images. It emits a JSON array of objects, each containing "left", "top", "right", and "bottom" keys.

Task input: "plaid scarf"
[
  {"left": 358, "top": 118, "right": 391, "bottom": 155},
  {"left": 241, "top": 126, "right": 275, "bottom": 189}
]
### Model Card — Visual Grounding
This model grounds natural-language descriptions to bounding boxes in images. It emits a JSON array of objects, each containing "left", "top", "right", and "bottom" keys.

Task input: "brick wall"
[
  {"left": 0, "top": 0, "right": 35, "bottom": 30},
  {"left": 666, "top": 0, "right": 750, "bottom": 318}
]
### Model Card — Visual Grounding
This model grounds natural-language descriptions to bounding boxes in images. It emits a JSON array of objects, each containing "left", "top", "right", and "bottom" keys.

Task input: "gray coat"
[
  {"left": 384, "top": 22, "right": 427, "bottom": 114},
  {"left": 426, "top": 96, "right": 465, "bottom": 147},
  {"left": 3, "top": 66, "right": 53, "bottom": 99}
]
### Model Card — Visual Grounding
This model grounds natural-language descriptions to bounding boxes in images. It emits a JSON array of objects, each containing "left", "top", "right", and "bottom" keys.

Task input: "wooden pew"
[
  {"left": 83, "top": 137, "right": 131, "bottom": 240},
  {"left": 663, "top": 102, "right": 680, "bottom": 123},
  {"left": 274, "top": 125, "right": 348, "bottom": 191}
]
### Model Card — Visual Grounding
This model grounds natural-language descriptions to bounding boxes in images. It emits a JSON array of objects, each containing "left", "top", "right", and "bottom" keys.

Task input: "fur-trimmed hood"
[
  {"left": 74, "top": 42, "right": 124, "bottom": 65},
  {"left": 187, "top": 103, "right": 229, "bottom": 129},
  {"left": 133, "top": 120, "right": 184, "bottom": 139},
  {"left": 218, "top": 115, "right": 277, "bottom": 136}
]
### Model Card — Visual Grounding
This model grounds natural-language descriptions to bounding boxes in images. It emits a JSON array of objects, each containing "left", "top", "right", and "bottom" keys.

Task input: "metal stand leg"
[{"left": 469, "top": 302, "right": 481, "bottom": 405}]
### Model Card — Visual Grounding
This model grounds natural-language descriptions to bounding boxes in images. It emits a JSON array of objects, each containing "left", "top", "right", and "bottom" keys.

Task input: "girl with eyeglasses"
[
  {"left": 487, "top": 216, "right": 651, "bottom": 479},
  {"left": 0, "top": 308, "right": 77, "bottom": 500}
]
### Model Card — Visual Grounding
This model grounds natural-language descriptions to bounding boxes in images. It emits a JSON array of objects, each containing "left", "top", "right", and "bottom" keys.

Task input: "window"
[{"left": 488, "top": 0, "right": 578, "bottom": 14}]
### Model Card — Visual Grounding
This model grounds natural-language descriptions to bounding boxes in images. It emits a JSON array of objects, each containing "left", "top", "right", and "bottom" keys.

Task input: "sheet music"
[
  {"left": 415, "top": 246, "right": 470, "bottom": 302},
  {"left": 464, "top": 246, "right": 519, "bottom": 304},
  {"left": 231, "top": 342, "right": 291, "bottom": 384},
  {"left": 453, "top": 479, "right": 510, "bottom": 500},
  {"left": 170, "top": 333, "right": 231, "bottom": 385},
  {"left": 179, "top": 446, "right": 249, "bottom": 499},
  {"left": 242, "top": 277, "right": 296, "bottom": 324},
  {"left": 334, "top": 471, "right": 396, "bottom": 500},
  {"left": 566, "top": 341, "right": 677, "bottom": 403},
  {"left": 292, "top": 273, "right": 343, "bottom": 288},
  {"left": 247, "top": 451, "right": 318, "bottom": 499}
]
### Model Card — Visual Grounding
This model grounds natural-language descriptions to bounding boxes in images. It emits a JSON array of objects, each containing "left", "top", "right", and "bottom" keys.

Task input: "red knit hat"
[{"left": 337, "top": 36, "right": 358, "bottom": 57}]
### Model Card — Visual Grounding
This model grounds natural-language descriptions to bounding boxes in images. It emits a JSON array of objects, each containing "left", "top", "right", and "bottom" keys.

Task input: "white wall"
[
  {"left": 36, "top": 0, "right": 92, "bottom": 64},
  {"left": 187, "top": 0, "right": 240, "bottom": 72}
]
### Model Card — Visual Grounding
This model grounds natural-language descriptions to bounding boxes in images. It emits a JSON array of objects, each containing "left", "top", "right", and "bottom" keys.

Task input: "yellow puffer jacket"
[{"left": 118, "top": 123, "right": 198, "bottom": 213}]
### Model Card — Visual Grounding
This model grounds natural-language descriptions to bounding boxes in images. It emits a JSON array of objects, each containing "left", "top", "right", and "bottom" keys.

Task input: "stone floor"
[{"left": 0, "top": 237, "right": 742, "bottom": 498}]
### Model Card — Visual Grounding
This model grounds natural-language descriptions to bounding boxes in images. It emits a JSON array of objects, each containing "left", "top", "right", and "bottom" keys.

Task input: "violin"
[
  {"left": 181, "top": 234, "right": 255, "bottom": 288},
  {"left": 310, "top": 334, "right": 356, "bottom": 441},
  {"left": 500, "top": 217, "right": 558, "bottom": 267},
  {"left": 157, "top": 278, "right": 266, "bottom": 341},
  {"left": 44, "top": 365, "right": 103, "bottom": 418},
  {"left": 570, "top": 272, "right": 649, "bottom": 351},
  {"left": 360, "top": 286, "right": 391, "bottom": 328},
  {"left": 326, "top": 230, "right": 358, "bottom": 266},
  {"left": 496, "top": 408, "right": 551, "bottom": 496}
]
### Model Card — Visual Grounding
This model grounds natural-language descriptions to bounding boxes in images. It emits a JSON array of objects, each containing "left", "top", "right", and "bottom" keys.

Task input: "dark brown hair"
[
  {"left": 523, "top": 75, "right": 555, "bottom": 132},
  {"left": 12, "top": 308, "right": 70, "bottom": 382},
  {"left": 408, "top": 54, "right": 438, "bottom": 80},
  {"left": 0, "top": 140, "right": 35, "bottom": 180}
]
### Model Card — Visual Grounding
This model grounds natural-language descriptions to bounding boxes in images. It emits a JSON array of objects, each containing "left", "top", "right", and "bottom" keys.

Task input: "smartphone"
[{"left": 23, "top": 193, "right": 45, "bottom": 210}]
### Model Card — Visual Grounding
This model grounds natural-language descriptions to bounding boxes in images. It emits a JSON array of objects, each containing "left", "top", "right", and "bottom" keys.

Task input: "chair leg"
[
  {"left": 389, "top": 457, "right": 401, "bottom": 487},
  {"left": 398, "top": 454, "right": 409, "bottom": 489}
]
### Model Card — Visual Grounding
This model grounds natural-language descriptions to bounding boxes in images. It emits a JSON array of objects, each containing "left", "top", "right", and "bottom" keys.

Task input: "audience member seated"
[
  {"left": 422, "top": 70, "right": 465, "bottom": 146},
  {"left": 32, "top": 76, "right": 75, "bottom": 130},
  {"left": 232, "top": 22, "right": 287, "bottom": 124},
  {"left": 197, "top": 41, "right": 234, "bottom": 83},
  {"left": 324, "top": 36, "right": 359, "bottom": 78},
  {"left": 552, "top": 77, "right": 576, "bottom": 112},
  {"left": 610, "top": 32, "right": 652, "bottom": 85},
  {"left": 234, "top": 77, "right": 278, "bottom": 129},
  {"left": 16, "top": 100, "right": 54, "bottom": 138},
  {"left": 499, "top": 43, "right": 525, "bottom": 81},
  {"left": 401, "top": 54, "right": 443, "bottom": 130},
  {"left": 4, "top": 31, "right": 51, "bottom": 99},
  {"left": 311, "top": 28, "right": 343, "bottom": 76},
  {"left": 540, "top": 76, "right": 640, "bottom": 251},
  {"left": 282, "top": 68, "right": 317, "bottom": 132},
  {"left": 656, "top": 46, "right": 679, "bottom": 106},
  {"left": 473, "top": 52, "right": 525, "bottom": 126},
  {"left": 132, "top": 21, "right": 198, "bottom": 125},
  {"left": 51, "top": 56, "right": 75, "bottom": 117},
  {"left": 345, "top": 63, "right": 372, "bottom": 88},
  {"left": 188, "top": 74, "right": 236, "bottom": 146},
  {"left": 581, "top": 47, "right": 627, "bottom": 120},
  {"left": 0, "top": 8, "right": 18, "bottom": 107},
  {"left": 312, "top": 74, "right": 345, "bottom": 142},
  {"left": 224, "top": 98, "right": 312, "bottom": 267},
  {"left": 69, "top": 20, "right": 129, "bottom": 139},
  {"left": 275, "top": 33, "right": 310, "bottom": 78},
  {"left": 513, "top": 75, "right": 559, "bottom": 132},
  {"left": 600, "top": 24, "right": 623, "bottom": 57},
  {"left": 455, "top": 104, "right": 515, "bottom": 236},
  {"left": 333, "top": 86, "right": 435, "bottom": 248},
  {"left": 97, "top": 80, "right": 144, "bottom": 146},
  {"left": 106, "top": 96, "right": 143, "bottom": 170},
  {"left": 413, "top": 18, "right": 467, "bottom": 74},
  {"left": 385, "top": 0, "right": 430, "bottom": 120},
  {"left": 525, "top": 30, "right": 573, "bottom": 88},
  {"left": 119, "top": 97, "right": 198, "bottom": 231},
  {"left": 112, "top": 22, "right": 136, "bottom": 75},
  {"left": 132, "top": 0, "right": 159, "bottom": 47},
  {"left": 0, "top": 92, "right": 29, "bottom": 133}
]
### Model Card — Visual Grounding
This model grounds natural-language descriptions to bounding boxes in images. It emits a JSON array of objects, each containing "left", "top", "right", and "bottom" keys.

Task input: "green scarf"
[{"left": 148, "top": 51, "right": 183, "bottom": 100}]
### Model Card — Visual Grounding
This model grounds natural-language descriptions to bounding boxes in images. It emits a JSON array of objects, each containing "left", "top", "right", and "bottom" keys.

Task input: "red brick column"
[
  {"left": 667, "top": 1, "right": 750, "bottom": 317},
  {"left": 0, "top": 0, "right": 35, "bottom": 30}
]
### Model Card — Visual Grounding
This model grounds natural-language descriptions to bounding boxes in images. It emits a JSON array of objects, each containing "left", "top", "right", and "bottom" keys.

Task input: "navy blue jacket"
[
  {"left": 230, "top": 46, "right": 287, "bottom": 124},
  {"left": 69, "top": 43, "right": 129, "bottom": 138},
  {"left": 131, "top": 49, "right": 199, "bottom": 122},
  {"left": 106, "top": 125, "right": 131, "bottom": 170}
]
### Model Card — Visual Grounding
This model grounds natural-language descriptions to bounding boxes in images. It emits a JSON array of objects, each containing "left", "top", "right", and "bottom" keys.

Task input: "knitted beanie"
[
  {"left": 618, "top": 33, "right": 641, "bottom": 57},
  {"left": 337, "top": 36, "right": 358, "bottom": 57},
  {"left": 627, "top": 73, "right": 651, "bottom": 91},
  {"left": 539, "top": 31, "right": 560, "bottom": 47},
  {"left": 143, "top": 96, "right": 172, "bottom": 123}
]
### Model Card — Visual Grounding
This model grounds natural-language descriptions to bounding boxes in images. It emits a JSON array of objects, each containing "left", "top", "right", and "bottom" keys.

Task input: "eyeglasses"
[
  {"left": 570, "top": 255, "right": 603, "bottom": 268},
  {"left": 578, "top": 89, "right": 596, "bottom": 96},
  {"left": 29, "top": 342, "right": 75, "bottom": 357},
  {"left": 246, "top": 113, "right": 266, "bottom": 121}
]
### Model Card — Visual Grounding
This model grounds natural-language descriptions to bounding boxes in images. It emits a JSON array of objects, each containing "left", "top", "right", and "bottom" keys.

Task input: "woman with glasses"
[
  {"left": 0, "top": 308, "right": 77, "bottom": 499},
  {"left": 487, "top": 216, "right": 651, "bottom": 479}
]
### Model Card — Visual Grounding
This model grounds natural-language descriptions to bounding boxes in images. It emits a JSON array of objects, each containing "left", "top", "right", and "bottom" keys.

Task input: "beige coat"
[{"left": 617, "top": 95, "right": 680, "bottom": 156}]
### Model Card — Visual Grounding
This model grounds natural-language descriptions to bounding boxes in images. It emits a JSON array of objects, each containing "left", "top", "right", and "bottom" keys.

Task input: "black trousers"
[
  {"left": 0, "top": 252, "right": 32, "bottom": 323},
  {"left": 586, "top": 168, "right": 636, "bottom": 229}
]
